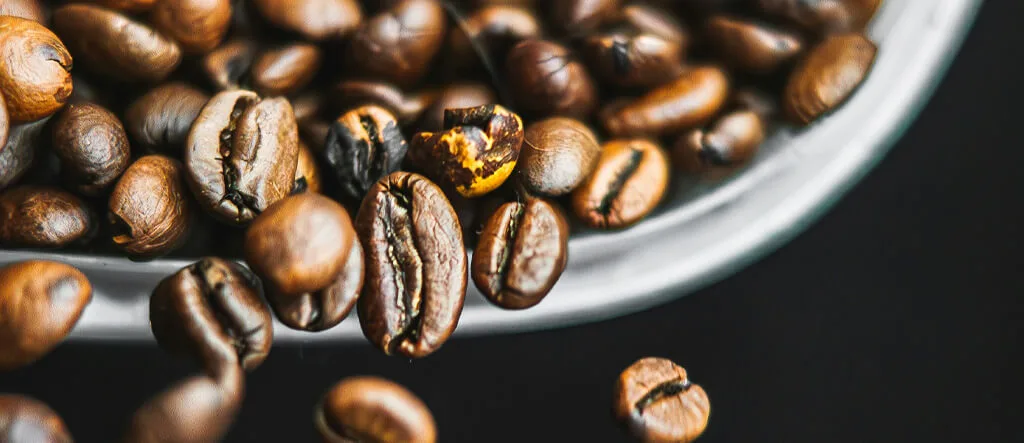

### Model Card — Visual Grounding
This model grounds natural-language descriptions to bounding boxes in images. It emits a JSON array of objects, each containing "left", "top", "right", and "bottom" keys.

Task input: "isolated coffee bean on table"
[
  {"left": 315, "top": 376, "right": 437, "bottom": 443},
  {"left": 0, "top": 186, "right": 95, "bottom": 249},
  {"left": 784, "top": 32, "right": 878, "bottom": 125},
  {"left": 572, "top": 139, "right": 670, "bottom": 229},
  {"left": 602, "top": 65, "right": 730, "bottom": 137},
  {"left": 506, "top": 39, "right": 597, "bottom": 119},
  {"left": 108, "top": 155, "right": 195, "bottom": 259},
  {"left": 347, "top": 0, "right": 447, "bottom": 87},
  {"left": 122, "top": 373, "right": 243, "bottom": 443},
  {"left": 323, "top": 105, "right": 408, "bottom": 202},
  {"left": 519, "top": 117, "right": 602, "bottom": 196},
  {"left": 0, "top": 16, "right": 73, "bottom": 123},
  {"left": 151, "top": 0, "right": 232, "bottom": 54},
  {"left": 614, "top": 357, "right": 710, "bottom": 443},
  {"left": 51, "top": 102, "right": 131, "bottom": 196},
  {"left": 251, "top": 0, "right": 363, "bottom": 42},
  {"left": 0, "top": 394, "right": 73, "bottom": 443},
  {"left": 124, "top": 82, "right": 210, "bottom": 154},
  {"left": 270, "top": 240, "right": 363, "bottom": 332}
]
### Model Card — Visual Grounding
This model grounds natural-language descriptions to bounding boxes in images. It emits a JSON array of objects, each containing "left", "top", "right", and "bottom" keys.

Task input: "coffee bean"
[
  {"left": 417, "top": 82, "right": 496, "bottom": 132},
  {"left": 90, "top": 0, "right": 157, "bottom": 12},
  {"left": 244, "top": 192, "right": 355, "bottom": 297},
  {"left": 51, "top": 103, "right": 131, "bottom": 195},
  {"left": 0, "top": 0, "right": 46, "bottom": 23},
  {"left": 124, "top": 82, "right": 210, "bottom": 154},
  {"left": 108, "top": 155, "right": 195, "bottom": 259},
  {"left": 293, "top": 140, "right": 322, "bottom": 194},
  {"left": 520, "top": 117, "right": 601, "bottom": 196},
  {"left": 185, "top": 90, "right": 299, "bottom": 225},
  {"left": 0, "top": 186, "right": 96, "bottom": 248},
  {"left": 251, "top": 0, "right": 363, "bottom": 42},
  {"left": 755, "top": 0, "right": 881, "bottom": 34},
  {"left": 315, "top": 376, "right": 437, "bottom": 443},
  {"left": 475, "top": 0, "right": 535, "bottom": 8},
  {"left": 672, "top": 110, "right": 765, "bottom": 175},
  {"left": 506, "top": 39, "right": 597, "bottom": 119},
  {"left": 706, "top": 16, "right": 803, "bottom": 74},
  {"left": 324, "top": 105, "right": 408, "bottom": 201},
  {"left": 0, "top": 16, "right": 73, "bottom": 123},
  {"left": 0, "top": 395, "right": 72, "bottom": 443},
  {"left": 613, "top": 357, "right": 710, "bottom": 443},
  {"left": 0, "top": 118, "right": 47, "bottom": 191},
  {"left": 150, "top": 257, "right": 273, "bottom": 376},
  {"left": 784, "top": 32, "right": 877, "bottom": 125},
  {"left": 347, "top": 0, "right": 447, "bottom": 87},
  {"left": 447, "top": 5, "right": 542, "bottom": 71},
  {"left": 0, "top": 260, "right": 92, "bottom": 370},
  {"left": 620, "top": 4, "right": 688, "bottom": 45},
  {"left": 0, "top": 95, "right": 7, "bottom": 149},
  {"left": 122, "top": 373, "right": 243, "bottom": 443},
  {"left": 251, "top": 43, "right": 322, "bottom": 97},
  {"left": 411, "top": 104, "right": 523, "bottom": 198},
  {"left": 51, "top": 4, "right": 182, "bottom": 83},
  {"left": 356, "top": 172, "right": 466, "bottom": 358},
  {"left": 572, "top": 139, "right": 669, "bottom": 229},
  {"left": 583, "top": 5, "right": 687, "bottom": 87},
  {"left": 268, "top": 239, "right": 363, "bottom": 332},
  {"left": 602, "top": 66, "right": 730, "bottom": 137},
  {"left": 552, "top": 0, "right": 621, "bottom": 36},
  {"left": 331, "top": 80, "right": 434, "bottom": 125},
  {"left": 202, "top": 39, "right": 258, "bottom": 91},
  {"left": 730, "top": 87, "right": 778, "bottom": 122},
  {"left": 151, "top": 0, "right": 232, "bottom": 54}
]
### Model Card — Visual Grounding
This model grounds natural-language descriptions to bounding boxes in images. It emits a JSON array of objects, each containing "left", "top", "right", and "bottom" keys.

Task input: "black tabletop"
[{"left": 3, "top": 2, "right": 1023, "bottom": 442}]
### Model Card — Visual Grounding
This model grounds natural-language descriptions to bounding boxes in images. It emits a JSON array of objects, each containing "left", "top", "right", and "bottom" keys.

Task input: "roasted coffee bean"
[
  {"left": 0, "top": 395, "right": 72, "bottom": 443},
  {"left": 730, "top": 87, "right": 778, "bottom": 122},
  {"left": 572, "top": 139, "right": 669, "bottom": 229},
  {"left": 292, "top": 92, "right": 325, "bottom": 123},
  {"left": 244, "top": 192, "right": 355, "bottom": 297},
  {"left": 0, "top": 0, "right": 46, "bottom": 22},
  {"left": 122, "top": 373, "right": 243, "bottom": 443},
  {"left": 268, "top": 240, "right": 363, "bottom": 332},
  {"left": 614, "top": 357, "right": 710, "bottom": 443},
  {"left": 672, "top": 110, "right": 765, "bottom": 174},
  {"left": 124, "top": 82, "right": 210, "bottom": 154},
  {"left": 583, "top": 5, "right": 687, "bottom": 88},
  {"left": 0, "top": 96, "right": 7, "bottom": 149},
  {"left": 552, "top": 0, "right": 620, "bottom": 36},
  {"left": 411, "top": 104, "right": 523, "bottom": 198},
  {"left": 506, "top": 39, "right": 597, "bottom": 119},
  {"left": 519, "top": 117, "right": 601, "bottom": 196},
  {"left": 185, "top": 90, "right": 299, "bottom": 225},
  {"left": 347, "top": 0, "right": 447, "bottom": 87},
  {"left": 51, "top": 4, "right": 181, "bottom": 83},
  {"left": 331, "top": 80, "right": 434, "bottom": 125},
  {"left": 784, "top": 32, "right": 877, "bottom": 125},
  {"left": 293, "top": 140, "right": 322, "bottom": 194},
  {"left": 755, "top": 0, "right": 882, "bottom": 34},
  {"left": 0, "top": 260, "right": 92, "bottom": 370},
  {"left": 417, "top": 82, "right": 496, "bottom": 132},
  {"left": 202, "top": 39, "right": 258, "bottom": 91},
  {"left": 252, "top": 0, "right": 363, "bottom": 42},
  {"left": 90, "top": 0, "right": 157, "bottom": 12},
  {"left": 0, "top": 186, "right": 95, "bottom": 248},
  {"left": 0, "top": 16, "right": 73, "bottom": 123},
  {"left": 323, "top": 105, "right": 407, "bottom": 201},
  {"left": 0, "top": 118, "right": 47, "bottom": 191},
  {"left": 447, "top": 5, "right": 542, "bottom": 70},
  {"left": 315, "top": 376, "right": 437, "bottom": 443},
  {"left": 620, "top": 4, "right": 688, "bottom": 45},
  {"left": 706, "top": 16, "right": 803, "bottom": 74},
  {"left": 356, "top": 172, "right": 467, "bottom": 358},
  {"left": 602, "top": 66, "right": 730, "bottom": 137},
  {"left": 51, "top": 103, "right": 131, "bottom": 195},
  {"left": 108, "top": 155, "right": 194, "bottom": 258},
  {"left": 151, "top": 0, "right": 232, "bottom": 54},
  {"left": 252, "top": 43, "right": 322, "bottom": 97},
  {"left": 475, "top": 0, "right": 535, "bottom": 7},
  {"left": 472, "top": 198, "right": 569, "bottom": 309},
  {"left": 150, "top": 257, "right": 273, "bottom": 376}
]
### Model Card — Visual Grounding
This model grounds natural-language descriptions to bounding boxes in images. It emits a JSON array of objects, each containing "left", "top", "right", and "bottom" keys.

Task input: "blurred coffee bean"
[
  {"left": 417, "top": 82, "right": 496, "bottom": 132},
  {"left": 323, "top": 105, "right": 407, "bottom": 201},
  {"left": 583, "top": 5, "right": 687, "bottom": 87},
  {"left": 202, "top": 39, "right": 258, "bottom": 91},
  {"left": 0, "top": 96, "right": 7, "bottom": 149},
  {"left": 331, "top": 80, "right": 433, "bottom": 124},
  {"left": 67, "top": 74, "right": 106, "bottom": 107},
  {"left": 730, "top": 87, "right": 778, "bottom": 122},
  {"left": 0, "top": 16, "right": 73, "bottom": 123},
  {"left": 124, "top": 82, "right": 210, "bottom": 154},
  {"left": 151, "top": 0, "right": 232, "bottom": 54},
  {"left": 0, "top": 186, "right": 95, "bottom": 248},
  {"left": 706, "top": 16, "right": 803, "bottom": 74},
  {"left": 572, "top": 139, "right": 669, "bottom": 229},
  {"left": 755, "top": 0, "right": 882, "bottom": 34},
  {"left": 89, "top": 0, "right": 157, "bottom": 12},
  {"left": 552, "top": 0, "right": 620, "bottom": 36},
  {"left": 122, "top": 373, "right": 242, "bottom": 443},
  {"left": 519, "top": 117, "right": 601, "bottom": 196},
  {"left": 447, "top": 5, "right": 541, "bottom": 71},
  {"left": 251, "top": 43, "right": 321, "bottom": 97},
  {"left": 0, "top": 118, "right": 47, "bottom": 191},
  {"left": 108, "top": 155, "right": 194, "bottom": 259},
  {"left": 506, "top": 39, "right": 597, "bottom": 119},
  {"left": 268, "top": 240, "right": 362, "bottom": 332},
  {"left": 602, "top": 65, "right": 729, "bottom": 137},
  {"left": 785, "top": 32, "right": 877, "bottom": 125},
  {"left": 315, "top": 376, "right": 437, "bottom": 443},
  {"left": 0, "top": 260, "right": 92, "bottom": 370},
  {"left": 0, "top": 395, "right": 72, "bottom": 443},
  {"left": 347, "top": 0, "right": 447, "bottom": 87},
  {"left": 51, "top": 103, "right": 131, "bottom": 195},
  {"left": 672, "top": 110, "right": 765, "bottom": 174},
  {"left": 0, "top": 0, "right": 46, "bottom": 22},
  {"left": 251, "top": 0, "right": 362, "bottom": 42},
  {"left": 620, "top": 4, "right": 688, "bottom": 44},
  {"left": 299, "top": 118, "right": 331, "bottom": 153},
  {"left": 614, "top": 357, "right": 710, "bottom": 443},
  {"left": 293, "top": 140, "right": 322, "bottom": 194}
]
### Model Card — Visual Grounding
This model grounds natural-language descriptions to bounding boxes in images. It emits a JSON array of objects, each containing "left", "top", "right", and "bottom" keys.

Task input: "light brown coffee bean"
[
  {"left": 614, "top": 357, "right": 710, "bottom": 443},
  {"left": 572, "top": 139, "right": 669, "bottom": 229},
  {"left": 784, "top": 32, "right": 877, "bottom": 125},
  {"left": 602, "top": 66, "right": 730, "bottom": 137}
]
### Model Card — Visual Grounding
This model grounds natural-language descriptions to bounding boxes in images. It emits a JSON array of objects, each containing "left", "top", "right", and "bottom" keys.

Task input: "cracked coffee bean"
[
  {"left": 706, "top": 16, "right": 804, "bottom": 74},
  {"left": 51, "top": 102, "right": 131, "bottom": 196},
  {"left": 0, "top": 394, "right": 72, "bottom": 442},
  {"left": 251, "top": 0, "right": 363, "bottom": 42},
  {"left": 0, "top": 186, "right": 96, "bottom": 248},
  {"left": 122, "top": 372, "right": 243, "bottom": 443},
  {"left": 602, "top": 66, "right": 730, "bottom": 137},
  {"left": 185, "top": 89, "right": 299, "bottom": 225},
  {"left": 0, "top": 16, "right": 73, "bottom": 123},
  {"left": 124, "top": 82, "right": 210, "bottom": 154},
  {"left": 672, "top": 110, "right": 766, "bottom": 175},
  {"left": 323, "top": 105, "right": 407, "bottom": 202},
  {"left": 506, "top": 39, "right": 597, "bottom": 119},
  {"left": 614, "top": 357, "right": 710, "bottom": 443},
  {"left": 755, "top": 0, "right": 882, "bottom": 35},
  {"left": 293, "top": 140, "right": 322, "bottom": 194},
  {"left": 202, "top": 39, "right": 258, "bottom": 91},
  {"left": 347, "top": 0, "right": 447, "bottom": 87},
  {"left": 572, "top": 139, "right": 669, "bottom": 229},
  {"left": 784, "top": 32, "right": 877, "bottom": 125},
  {"left": 356, "top": 171, "right": 466, "bottom": 358},
  {"left": 268, "top": 239, "right": 363, "bottom": 332},
  {"left": 519, "top": 117, "right": 601, "bottom": 196},
  {"left": 583, "top": 4, "right": 687, "bottom": 88},
  {"left": 108, "top": 155, "right": 195, "bottom": 259},
  {"left": 315, "top": 376, "right": 437, "bottom": 443}
]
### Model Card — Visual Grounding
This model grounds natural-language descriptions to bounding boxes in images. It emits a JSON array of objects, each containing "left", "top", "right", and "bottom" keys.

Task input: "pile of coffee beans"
[{"left": 0, "top": 0, "right": 882, "bottom": 441}]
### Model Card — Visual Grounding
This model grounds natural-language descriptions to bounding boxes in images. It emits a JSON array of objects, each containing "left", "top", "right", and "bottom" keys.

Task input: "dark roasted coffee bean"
[
  {"left": 572, "top": 139, "right": 669, "bottom": 229},
  {"left": 150, "top": 257, "right": 273, "bottom": 376},
  {"left": 472, "top": 198, "right": 569, "bottom": 309},
  {"left": 0, "top": 186, "right": 95, "bottom": 248},
  {"left": 519, "top": 117, "right": 601, "bottom": 196},
  {"left": 185, "top": 90, "right": 299, "bottom": 225},
  {"left": 0, "top": 0, "right": 46, "bottom": 22},
  {"left": 552, "top": 0, "right": 620, "bottom": 36},
  {"left": 315, "top": 376, "right": 437, "bottom": 443},
  {"left": 0, "top": 118, "right": 47, "bottom": 191},
  {"left": 268, "top": 240, "right": 362, "bottom": 332},
  {"left": 323, "top": 105, "right": 407, "bottom": 201},
  {"left": 0, "top": 260, "right": 91, "bottom": 370},
  {"left": 331, "top": 80, "right": 435, "bottom": 125},
  {"left": 252, "top": 43, "right": 322, "bottom": 97},
  {"left": 784, "top": 32, "right": 877, "bottom": 125},
  {"left": 417, "top": 82, "right": 495, "bottom": 132},
  {"left": 51, "top": 103, "right": 130, "bottom": 195},
  {"left": 202, "top": 39, "right": 258, "bottom": 91},
  {"left": 755, "top": 0, "right": 882, "bottom": 34},
  {"left": 447, "top": 5, "right": 542, "bottom": 71},
  {"left": 244, "top": 192, "right": 355, "bottom": 297},
  {"left": 410, "top": 104, "right": 523, "bottom": 198},
  {"left": 124, "top": 82, "right": 210, "bottom": 154},
  {"left": 614, "top": 357, "right": 710, "bottom": 443},
  {"left": 672, "top": 110, "right": 765, "bottom": 175},
  {"left": 706, "top": 16, "right": 803, "bottom": 74},
  {"left": 51, "top": 4, "right": 181, "bottom": 83},
  {"left": 583, "top": 5, "right": 687, "bottom": 88},
  {"left": 0, "top": 17, "right": 73, "bottom": 123},
  {"left": 151, "top": 0, "right": 232, "bottom": 54},
  {"left": 122, "top": 373, "right": 242, "bottom": 443},
  {"left": 356, "top": 172, "right": 466, "bottom": 358},
  {"left": 252, "top": 0, "right": 363, "bottom": 42},
  {"left": 0, "top": 395, "right": 73, "bottom": 442},
  {"left": 347, "top": 0, "right": 447, "bottom": 87},
  {"left": 506, "top": 39, "right": 597, "bottom": 119},
  {"left": 602, "top": 66, "right": 729, "bottom": 137},
  {"left": 90, "top": 0, "right": 157, "bottom": 12},
  {"left": 293, "top": 140, "right": 322, "bottom": 194},
  {"left": 108, "top": 155, "right": 195, "bottom": 258}
]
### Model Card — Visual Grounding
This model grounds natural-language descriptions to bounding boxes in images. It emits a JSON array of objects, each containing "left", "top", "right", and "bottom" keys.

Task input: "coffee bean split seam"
[
  {"left": 188, "top": 260, "right": 260, "bottom": 360},
  {"left": 634, "top": 378, "right": 694, "bottom": 414},
  {"left": 382, "top": 188, "right": 425, "bottom": 355},
  {"left": 598, "top": 147, "right": 644, "bottom": 217},
  {"left": 219, "top": 97, "right": 261, "bottom": 216}
]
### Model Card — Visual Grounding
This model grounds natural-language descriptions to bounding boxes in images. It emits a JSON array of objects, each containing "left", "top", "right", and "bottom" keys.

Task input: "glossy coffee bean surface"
[
  {"left": 506, "top": 39, "right": 597, "bottom": 119},
  {"left": 614, "top": 357, "right": 710, "bottom": 443},
  {"left": 252, "top": 0, "right": 363, "bottom": 42},
  {"left": 122, "top": 373, "right": 243, "bottom": 443},
  {"left": 108, "top": 155, "right": 194, "bottom": 258},
  {"left": 0, "top": 186, "right": 95, "bottom": 248},
  {"left": 124, "top": 82, "right": 210, "bottom": 154},
  {"left": 252, "top": 43, "right": 322, "bottom": 97},
  {"left": 0, "top": 16, "right": 73, "bottom": 123},
  {"left": 347, "top": 0, "right": 447, "bottom": 87},
  {"left": 519, "top": 117, "right": 601, "bottom": 196},
  {"left": 672, "top": 110, "right": 765, "bottom": 174},
  {"left": 706, "top": 16, "right": 803, "bottom": 74},
  {"left": 0, "top": 394, "right": 72, "bottom": 443},
  {"left": 602, "top": 66, "right": 730, "bottom": 137},
  {"left": 572, "top": 139, "right": 669, "bottom": 229},
  {"left": 151, "top": 0, "right": 232, "bottom": 54},
  {"left": 51, "top": 102, "right": 131, "bottom": 195},
  {"left": 268, "top": 240, "right": 363, "bottom": 332},
  {"left": 315, "top": 376, "right": 437, "bottom": 443},
  {"left": 784, "top": 32, "right": 877, "bottom": 125}
]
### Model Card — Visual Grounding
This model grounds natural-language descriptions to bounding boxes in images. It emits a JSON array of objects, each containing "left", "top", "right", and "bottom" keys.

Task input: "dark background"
[{"left": 4, "top": 1, "right": 1023, "bottom": 442}]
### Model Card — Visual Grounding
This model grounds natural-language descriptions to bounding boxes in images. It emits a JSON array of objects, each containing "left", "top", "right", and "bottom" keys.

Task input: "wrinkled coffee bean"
[
  {"left": 315, "top": 376, "right": 437, "bottom": 443},
  {"left": 602, "top": 66, "right": 730, "bottom": 137},
  {"left": 672, "top": 110, "right": 765, "bottom": 174},
  {"left": 51, "top": 103, "right": 131, "bottom": 195},
  {"left": 0, "top": 16, "right": 73, "bottom": 123},
  {"left": 122, "top": 373, "right": 243, "bottom": 443},
  {"left": 614, "top": 357, "right": 710, "bottom": 443},
  {"left": 347, "top": 0, "right": 447, "bottom": 87},
  {"left": 519, "top": 117, "right": 601, "bottom": 196},
  {"left": 251, "top": 0, "right": 363, "bottom": 42},
  {"left": 784, "top": 32, "right": 877, "bottom": 125},
  {"left": 552, "top": 0, "right": 620, "bottom": 36},
  {"left": 185, "top": 90, "right": 299, "bottom": 225},
  {"left": 356, "top": 172, "right": 466, "bottom": 358},
  {"left": 755, "top": 0, "right": 882, "bottom": 34},
  {"left": 0, "top": 118, "right": 47, "bottom": 191},
  {"left": 108, "top": 155, "right": 194, "bottom": 258},
  {"left": 0, "top": 260, "right": 92, "bottom": 370},
  {"left": 706, "top": 16, "right": 803, "bottom": 74},
  {"left": 151, "top": 0, "right": 232, "bottom": 54},
  {"left": 124, "top": 82, "right": 210, "bottom": 154},
  {"left": 331, "top": 80, "right": 434, "bottom": 125},
  {"left": 323, "top": 105, "right": 407, "bottom": 201},
  {"left": 447, "top": 5, "right": 542, "bottom": 70},
  {"left": 584, "top": 5, "right": 688, "bottom": 88},
  {"left": 0, "top": 394, "right": 73, "bottom": 443},
  {"left": 150, "top": 257, "right": 273, "bottom": 376},
  {"left": 0, "top": 0, "right": 46, "bottom": 23},
  {"left": 572, "top": 139, "right": 669, "bottom": 229},
  {"left": 268, "top": 240, "right": 363, "bottom": 332},
  {"left": 417, "top": 82, "right": 496, "bottom": 132},
  {"left": 506, "top": 39, "right": 597, "bottom": 119},
  {"left": 0, "top": 186, "right": 95, "bottom": 248},
  {"left": 202, "top": 39, "right": 258, "bottom": 91},
  {"left": 244, "top": 192, "right": 355, "bottom": 297},
  {"left": 293, "top": 140, "right": 322, "bottom": 194},
  {"left": 252, "top": 43, "right": 322, "bottom": 97},
  {"left": 51, "top": 4, "right": 181, "bottom": 83}
]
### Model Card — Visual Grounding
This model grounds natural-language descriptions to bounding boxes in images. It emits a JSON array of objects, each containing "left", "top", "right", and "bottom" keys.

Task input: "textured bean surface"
[
  {"left": 108, "top": 155, "right": 194, "bottom": 258},
  {"left": 0, "top": 16, "right": 73, "bottom": 123},
  {"left": 315, "top": 376, "right": 437, "bottom": 443},
  {"left": 0, "top": 186, "right": 95, "bottom": 248},
  {"left": 614, "top": 357, "right": 710, "bottom": 443},
  {"left": 784, "top": 32, "right": 877, "bottom": 125},
  {"left": 51, "top": 103, "right": 131, "bottom": 195},
  {"left": 572, "top": 139, "right": 670, "bottom": 229},
  {"left": 520, "top": 117, "right": 601, "bottom": 196}
]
